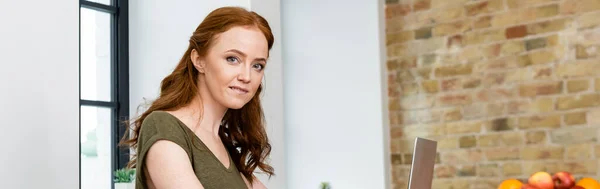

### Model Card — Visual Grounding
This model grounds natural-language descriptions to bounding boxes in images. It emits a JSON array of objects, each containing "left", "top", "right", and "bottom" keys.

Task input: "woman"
[{"left": 121, "top": 6, "right": 274, "bottom": 189}]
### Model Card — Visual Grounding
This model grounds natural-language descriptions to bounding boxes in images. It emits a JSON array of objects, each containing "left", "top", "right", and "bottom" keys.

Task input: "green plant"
[
  {"left": 114, "top": 168, "right": 136, "bottom": 183},
  {"left": 320, "top": 182, "right": 331, "bottom": 189}
]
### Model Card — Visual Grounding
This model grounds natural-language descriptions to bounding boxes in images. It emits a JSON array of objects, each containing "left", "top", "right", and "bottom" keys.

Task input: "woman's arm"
[
  {"left": 146, "top": 140, "right": 205, "bottom": 189},
  {"left": 241, "top": 173, "right": 267, "bottom": 189}
]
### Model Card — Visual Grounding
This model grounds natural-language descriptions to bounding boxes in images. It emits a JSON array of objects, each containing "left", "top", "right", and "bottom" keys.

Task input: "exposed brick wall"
[{"left": 385, "top": 0, "right": 600, "bottom": 188}]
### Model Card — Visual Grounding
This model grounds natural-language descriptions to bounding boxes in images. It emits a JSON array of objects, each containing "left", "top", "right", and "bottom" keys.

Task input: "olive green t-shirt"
[{"left": 135, "top": 111, "right": 247, "bottom": 189}]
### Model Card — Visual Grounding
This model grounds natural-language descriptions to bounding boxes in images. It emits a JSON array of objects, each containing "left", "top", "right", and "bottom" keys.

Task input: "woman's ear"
[{"left": 191, "top": 49, "right": 206, "bottom": 73}]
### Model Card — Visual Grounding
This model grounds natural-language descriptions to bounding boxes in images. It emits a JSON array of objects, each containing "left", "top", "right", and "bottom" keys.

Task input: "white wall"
[
  {"left": 281, "top": 0, "right": 391, "bottom": 188},
  {"left": 129, "top": 1, "right": 287, "bottom": 188},
  {"left": 0, "top": 0, "right": 79, "bottom": 189}
]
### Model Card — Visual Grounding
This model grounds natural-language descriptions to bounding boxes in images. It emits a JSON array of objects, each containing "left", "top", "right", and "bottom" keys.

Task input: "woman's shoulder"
[{"left": 140, "top": 110, "right": 186, "bottom": 136}]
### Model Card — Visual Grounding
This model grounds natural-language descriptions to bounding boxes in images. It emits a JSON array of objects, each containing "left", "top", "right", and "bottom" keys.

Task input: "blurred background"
[{"left": 1, "top": 0, "right": 599, "bottom": 189}]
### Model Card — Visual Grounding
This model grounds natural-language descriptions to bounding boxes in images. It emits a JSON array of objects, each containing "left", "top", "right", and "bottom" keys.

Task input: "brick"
[
  {"left": 398, "top": 95, "right": 436, "bottom": 110},
  {"left": 418, "top": 54, "right": 437, "bottom": 67},
  {"left": 392, "top": 154, "right": 403, "bottom": 164},
  {"left": 503, "top": 163, "right": 523, "bottom": 176},
  {"left": 558, "top": 160, "right": 597, "bottom": 174},
  {"left": 577, "top": 12, "right": 600, "bottom": 29},
  {"left": 527, "top": 19, "right": 568, "bottom": 35},
  {"left": 415, "top": 27, "right": 433, "bottom": 39},
  {"left": 485, "top": 147, "right": 520, "bottom": 161},
  {"left": 551, "top": 127, "right": 597, "bottom": 144},
  {"left": 465, "top": 29, "right": 505, "bottom": 46},
  {"left": 524, "top": 162, "right": 561, "bottom": 175},
  {"left": 457, "top": 165, "right": 476, "bottom": 177},
  {"left": 447, "top": 35, "right": 463, "bottom": 48},
  {"left": 483, "top": 72, "right": 506, "bottom": 86},
  {"left": 478, "top": 163, "right": 500, "bottom": 177},
  {"left": 526, "top": 131, "right": 547, "bottom": 144},
  {"left": 417, "top": 67, "right": 433, "bottom": 80},
  {"left": 557, "top": 94, "right": 600, "bottom": 110},
  {"left": 431, "top": 0, "right": 469, "bottom": 8},
  {"left": 492, "top": 8, "right": 536, "bottom": 28},
  {"left": 519, "top": 81, "right": 562, "bottom": 97},
  {"left": 421, "top": 80, "right": 439, "bottom": 93},
  {"left": 597, "top": 78, "right": 600, "bottom": 91},
  {"left": 414, "top": 0, "right": 431, "bottom": 11},
  {"left": 391, "top": 139, "right": 414, "bottom": 153},
  {"left": 432, "top": 179, "right": 471, "bottom": 189},
  {"left": 525, "top": 37, "right": 547, "bottom": 51},
  {"left": 488, "top": 118, "right": 517, "bottom": 131},
  {"left": 472, "top": 179, "right": 500, "bottom": 189},
  {"left": 463, "top": 103, "right": 486, "bottom": 119},
  {"left": 507, "top": 0, "right": 558, "bottom": 9},
  {"left": 487, "top": 103, "right": 505, "bottom": 116},
  {"left": 435, "top": 64, "right": 473, "bottom": 77},
  {"left": 417, "top": 5, "right": 465, "bottom": 24},
  {"left": 401, "top": 82, "right": 419, "bottom": 96},
  {"left": 459, "top": 136, "right": 476, "bottom": 148},
  {"left": 446, "top": 121, "right": 482, "bottom": 134},
  {"left": 401, "top": 124, "right": 445, "bottom": 138},
  {"left": 386, "top": 31, "right": 414, "bottom": 45},
  {"left": 437, "top": 93, "right": 472, "bottom": 107},
  {"left": 385, "top": 3, "right": 411, "bottom": 19},
  {"left": 444, "top": 108, "right": 462, "bottom": 121},
  {"left": 519, "top": 115, "right": 561, "bottom": 129},
  {"left": 522, "top": 146, "right": 564, "bottom": 160},
  {"left": 457, "top": 47, "right": 484, "bottom": 63},
  {"left": 385, "top": 0, "right": 398, "bottom": 4},
  {"left": 567, "top": 79, "right": 590, "bottom": 93},
  {"left": 556, "top": 60, "right": 600, "bottom": 78},
  {"left": 473, "top": 16, "right": 491, "bottom": 29},
  {"left": 386, "top": 17, "right": 405, "bottom": 34},
  {"left": 434, "top": 20, "right": 471, "bottom": 36},
  {"left": 441, "top": 150, "right": 484, "bottom": 164},
  {"left": 394, "top": 69, "right": 415, "bottom": 83},
  {"left": 518, "top": 50, "right": 557, "bottom": 67},
  {"left": 508, "top": 100, "right": 529, "bottom": 114},
  {"left": 565, "top": 143, "right": 593, "bottom": 160},
  {"left": 529, "top": 97, "right": 554, "bottom": 113},
  {"left": 417, "top": 109, "right": 443, "bottom": 123},
  {"left": 479, "top": 132, "right": 522, "bottom": 147},
  {"left": 589, "top": 109, "right": 600, "bottom": 125},
  {"left": 561, "top": 0, "right": 600, "bottom": 14},
  {"left": 435, "top": 165, "right": 456, "bottom": 178},
  {"left": 501, "top": 40, "right": 525, "bottom": 56},
  {"left": 477, "top": 88, "right": 517, "bottom": 102},
  {"left": 463, "top": 78, "right": 481, "bottom": 89},
  {"left": 505, "top": 66, "right": 539, "bottom": 82},
  {"left": 482, "top": 56, "right": 519, "bottom": 71},
  {"left": 533, "top": 66, "right": 553, "bottom": 80},
  {"left": 536, "top": 4, "right": 560, "bottom": 18},
  {"left": 441, "top": 78, "right": 462, "bottom": 91},
  {"left": 403, "top": 154, "right": 413, "bottom": 164},
  {"left": 438, "top": 136, "right": 459, "bottom": 150},
  {"left": 506, "top": 25, "right": 528, "bottom": 39},
  {"left": 576, "top": 44, "right": 600, "bottom": 59},
  {"left": 394, "top": 56, "right": 418, "bottom": 70},
  {"left": 565, "top": 112, "right": 587, "bottom": 125},
  {"left": 465, "top": 0, "right": 505, "bottom": 16}
]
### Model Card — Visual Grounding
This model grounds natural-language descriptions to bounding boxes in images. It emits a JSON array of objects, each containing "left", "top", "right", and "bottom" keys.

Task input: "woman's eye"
[
  {"left": 226, "top": 56, "right": 239, "bottom": 63},
  {"left": 253, "top": 64, "right": 265, "bottom": 70}
]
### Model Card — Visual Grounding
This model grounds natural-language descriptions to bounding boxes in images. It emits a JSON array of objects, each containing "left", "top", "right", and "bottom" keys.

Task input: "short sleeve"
[{"left": 135, "top": 111, "right": 193, "bottom": 188}]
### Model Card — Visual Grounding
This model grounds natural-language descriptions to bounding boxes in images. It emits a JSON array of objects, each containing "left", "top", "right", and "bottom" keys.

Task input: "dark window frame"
[{"left": 79, "top": 0, "right": 129, "bottom": 188}]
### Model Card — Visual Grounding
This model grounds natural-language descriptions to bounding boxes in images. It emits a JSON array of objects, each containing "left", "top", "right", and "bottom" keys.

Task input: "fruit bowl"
[{"left": 498, "top": 172, "right": 600, "bottom": 189}]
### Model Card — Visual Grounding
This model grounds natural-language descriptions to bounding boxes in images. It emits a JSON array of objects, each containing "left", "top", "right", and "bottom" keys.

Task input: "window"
[{"left": 79, "top": 0, "right": 129, "bottom": 189}]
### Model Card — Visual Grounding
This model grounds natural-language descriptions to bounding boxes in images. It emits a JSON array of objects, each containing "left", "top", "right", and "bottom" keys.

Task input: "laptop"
[{"left": 407, "top": 137, "right": 438, "bottom": 189}]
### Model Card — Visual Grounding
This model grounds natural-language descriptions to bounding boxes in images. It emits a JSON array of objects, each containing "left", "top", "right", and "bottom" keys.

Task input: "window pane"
[
  {"left": 81, "top": 8, "right": 112, "bottom": 101},
  {"left": 85, "top": 0, "right": 112, "bottom": 5},
  {"left": 81, "top": 106, "right": 113, "bottom": 189}
]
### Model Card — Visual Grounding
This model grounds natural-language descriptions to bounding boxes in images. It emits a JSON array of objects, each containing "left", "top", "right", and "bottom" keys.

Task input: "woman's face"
[{"left": 194, "top": 26, "right": 268, "bottom": 109}]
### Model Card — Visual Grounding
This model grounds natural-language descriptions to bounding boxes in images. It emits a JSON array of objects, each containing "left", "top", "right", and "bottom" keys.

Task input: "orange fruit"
[
  {"left": 498, "top": 179, "right": 523, "bottom": 189},
  {"left": 576, "top": 178, "right": 600, "bottom": 189}
]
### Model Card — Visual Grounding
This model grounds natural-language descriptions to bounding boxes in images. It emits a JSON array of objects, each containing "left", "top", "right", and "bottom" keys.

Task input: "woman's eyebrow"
[{"left": 225, "top": 49, "right": 267, "bottom": 62}]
